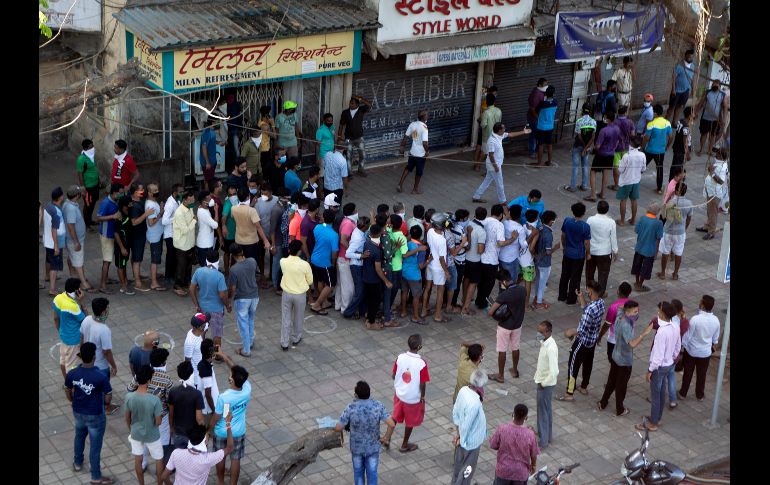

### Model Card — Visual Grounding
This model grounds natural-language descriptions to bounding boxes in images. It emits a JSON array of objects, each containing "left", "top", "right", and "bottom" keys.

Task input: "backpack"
[
  {"left": 594, "top": 91, "right": 614, "bottom": 117},
  {"left": 533, "top": 225, "right": 548, "bottom": 263}
]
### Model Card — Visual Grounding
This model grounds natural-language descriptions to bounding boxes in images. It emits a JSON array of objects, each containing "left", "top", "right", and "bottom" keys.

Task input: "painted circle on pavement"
[
  {"left": 303, "top": 314, "right": 337, "bottom": 334},
  {"left": 132, "top": 332, "right": 176, "bottom": 350}
]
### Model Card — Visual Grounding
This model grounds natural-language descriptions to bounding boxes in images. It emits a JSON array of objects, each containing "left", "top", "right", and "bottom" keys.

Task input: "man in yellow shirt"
[
  {"left": 533, "top": 320, "right": 558, "bottom": 449},
  {"left": 279, "top": 240, "right": 313, "bottom": 351},
  {"left": 452, "top": 342, "right": 484, "bottom": 403},
  {"left": 172, "top": 189, "right": 198, "bottom": 296}
]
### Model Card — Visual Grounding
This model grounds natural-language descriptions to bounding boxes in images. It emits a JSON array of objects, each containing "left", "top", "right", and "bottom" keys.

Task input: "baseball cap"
[
  {"left": 67, "top": 185, "right": 82, "bottom": 198},
  {"left": 78, "top": 342, "right": 97, "bottom": 362},
  {"left": 323, "top": 193, "right": 340, "bottom": 209},
  {"left": 644, "top": 93, "right": 654, "bottom": 101},
  {"left": 283, "top": 100, "right": 298, "bottom": 110},
  {"left": 190, "top": 312, "right": 211, "bottom": 328},
  {"left": 430, "top": 212, "right": 448, "bottom": 228},
  {"left": 51, "top": 186, "right": 64, "bottom": 200}
]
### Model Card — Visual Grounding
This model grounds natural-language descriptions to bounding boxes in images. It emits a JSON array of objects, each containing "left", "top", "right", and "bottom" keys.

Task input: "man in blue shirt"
[
  {"left": 315, "top": 113, "right": 336, "bottom": 166},
  {"left": 190, "top": 250, "right": 228, "bottom": 357},
  {"left": 507, "top": 189, "right": 544, "bottom": 225},
  {"left": 666, "top": 49, "right": 695, "bottom": 124},
  {"left": 200, "top": 118, "right": 220, "bottom": 191},
  {"left": 310, "top": 209, "right": 339, "bottom": 315},
  {"left": 643, "top": 104, "right": 674, "bottom": 194},
  {"left": 323, "top": 145, "right": 349, "bottom": 202},
  {"left": 632, "top": 203, "right": 664, "bottom": 292},
  {"left": 65, "top": 342, "right": 113, "bottom": 484},
  {"left": 557, "top": 202, "right": 591, "bottom": 305},
  {"left": 284, "top": 159, "right": 302, "bottom": 196},
  {"left": 533, "top": 86, "right": 558, "bottom": 167},
  {"left": 54, "top": 278, "right": 88, "bottom": 380},
  {"left": 209, "top": 364, "right": 252, "bottom": 485},
  {"left": 335, "top": 381, "right": 396, "bottom": 485}
]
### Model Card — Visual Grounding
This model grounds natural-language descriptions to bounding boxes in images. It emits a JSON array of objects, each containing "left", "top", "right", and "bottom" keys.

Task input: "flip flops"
[
  {"left": 310, "top": 306, "right": 329, "bottom": 316},
  {"left": 399, "top": 443, "right": 418, "bottom": 453}
]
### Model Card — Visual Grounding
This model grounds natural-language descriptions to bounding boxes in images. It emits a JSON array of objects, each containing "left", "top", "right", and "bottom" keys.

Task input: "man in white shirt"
[
  {"left": 392, "top": 334, "right": 430, "bottom": 453},
  {"left": 461, "top": 208, "right": 487, "bottom": 316},
  {"left": 473, "top": 123, "right": 530, "bottom": 204},
  {"left": 698, "top": 147, "right": 728, "bottom": 240},
  {"left": 534, "top": 320, "right": 558, "bottom": 449},
  {"left": 397, "top": 110, "right": 429, "bottom": 195},
  {"left": 161, "top": 183, "right": 182, "bottom": 283},
  {"left": 616, "top": 136, "right": 647, "bottom": 226},
  {"left": 476, "top": 205, "right": 513, "bottom": 309},
  {"left": 195, "top": 191, "right": 220, "bottom": 268},
  {"left": 678, "top": 295, "right": 720, "bottom": 401},
  {"left": 184, "top": 313, "right": 209, "bottom": 389},
  {"left": 80, "top": 297, "right": 120, "bottom": 414},
  {"left": 423, "top": 213, "right": 451, "bottom": 323},
  {"left": 585, "top": 200, "right": 618, "bottom": 297}
]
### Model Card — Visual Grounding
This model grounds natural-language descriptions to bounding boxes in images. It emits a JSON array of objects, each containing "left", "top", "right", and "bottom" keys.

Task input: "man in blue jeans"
[
  {"left": 637, "top": 301, "right": 680, "bottom": 432},
  {"left": 65, "top": 342, "right": 114, "bottom": 484},
  {"left": 336, "top": 381, "right": 396, "bottom": 485},
  {"left": 226, "top": 243, "right": 259, "bottom": 357},
  {"left": 343, "top": 216, "right": 371, "bottom": 319}
]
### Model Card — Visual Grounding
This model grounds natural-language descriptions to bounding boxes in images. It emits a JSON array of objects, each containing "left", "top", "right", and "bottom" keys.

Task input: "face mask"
[
  {"left": 229, "top": 195, "right": 238, "bottom": 204},
  {"left": 627, "top": 314, "right": 640, "bottom": 323},
  {"left": 66, "top": 291, "right": 78, "bottom": 300},
  {"left": 207, "top": 260, "right": 220, "bottom": 270},
  {"left": 324, "top": 122, "right": 333, "bottom": 127},
  {"left": 536, "top": 333, "right": 546, "bottom": 342},
  {"left": 95, "top": 312, "right": 108, "bottom": 323},
  {"left": 188, "top": 439, "right": 208, "bottom": 453},
  {"left": 298, "top": 209, "right": 307, "bottom": 218},
  {"left": 537, "top": 85, "right": 548, "bottom": 92},
  {"left": 279, "top": 155, "right": 287, "bottom": 164},
  {"left": 711, "top": 85, "right": 719, "bottom": 92},
  {"left": 84, "top": 148, "right": 95, "bottom": 160},
  {"left": 349, "top": 213, "right": 359, "bottom": 224},
  {"left": 203, "top": 322, "right": 209, "bottom": 333},
  {"left": 370, "top": 237, "right": 381, "bottom": 244},
  {"left": 260, "top": 195, "right": 269, "bottom": 202},
  {"left": 208, "top": 198, "right": 215, "bottom": 208},
  {"left": 644, "top": 102, "right": 651, "bottom": 107},
  {"left": 187, "top": 203, "right": 196, "bottom": 209},
  {"left": 252, "top": 136, "right": 261, "bottom": 145},
  {"left": 249, "top": 188, "right": 258, "bottom": 195},
  {"left": 685, "top": 62, "right": 693, "bottom": 69}
]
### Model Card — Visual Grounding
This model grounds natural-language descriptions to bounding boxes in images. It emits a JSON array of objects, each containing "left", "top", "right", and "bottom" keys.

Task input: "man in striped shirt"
[
  {"left": 452, "top": 369, "right": 487, "bottom": 485},
  {"left": 559, "top": 281, "right": 605, "bottom": 401}
]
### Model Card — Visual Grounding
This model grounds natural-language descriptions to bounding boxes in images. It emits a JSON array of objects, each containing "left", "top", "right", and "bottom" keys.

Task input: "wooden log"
[{"left": 251, "top": 428, "right": 344, "bottom": 485}]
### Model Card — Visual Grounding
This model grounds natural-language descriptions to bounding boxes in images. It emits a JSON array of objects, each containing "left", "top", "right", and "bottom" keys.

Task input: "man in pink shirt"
[
  {"left": 637, "top": 301, "right": 681, "bottom": 432},
  {"left": 161, "top": 420, "right": 234, "bottom": 484},
  {"left": 335, "top": 203, "right": 358, "bottom": 313},
  {"left": 662, "top": 167, "right": 686, "bottom": 205},
  {"left": 489, "top": 403, "right": 540, "bottom": 484},
  {"left": 597, "top": 281, "right": 632, "bottom": 362}
]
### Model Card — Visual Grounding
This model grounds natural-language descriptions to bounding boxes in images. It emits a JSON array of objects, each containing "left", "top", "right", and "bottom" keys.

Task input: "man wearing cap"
[
  {"left": 323, "top": 144, "right": 349, "bottom": 202},
  {"left": 76, "top": 139, "right": 101, "bottom": 229},
  {"left": 66, "top": 342, "right": 114, "bottom": 484},
  {"left": 637, "top": 93, "right": 655, "bottom": 135},
  {"left": 338, "top": 95, "right": 372, "bottom": 177},
  {"left": 54, "top": 277, "right": 88, "bottom": 382},
  {"left": 64, "top": 185, "right": 96, "bottom": 291},
  {"left": 44, "top": 187, "right": 67, "bottom": 296},
  {"left": 190, "top": 250, "right": 228, "bottom": 355},
  {"left": 275, "top": 101, "right": 302, "bottom": 158},
  {"left": 184, "top": 313, "right": 209, "bottom": 388}
]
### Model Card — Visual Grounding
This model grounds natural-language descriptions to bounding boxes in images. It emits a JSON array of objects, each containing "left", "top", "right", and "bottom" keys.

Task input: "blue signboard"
[
  {"left": 554, "top": 6, "right": 665, "bottom": 62},
  {"left": 724, "top": 251, "right": 730, "bottom": 283}
]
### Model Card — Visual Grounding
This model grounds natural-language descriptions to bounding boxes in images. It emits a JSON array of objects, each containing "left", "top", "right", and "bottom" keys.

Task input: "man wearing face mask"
[
  {"left": 75, "top": 139, "right": 100, "bottom": 229},
  {"left": 694, "top": 80, "right": 727, "bottom": 156},
  {"left": 195, "top": 191, "right": 219, "bottom": 268},
  {"left": 161, "top": 183, "right": 182, "bottom": 284},
  {"left": 240, "top": 126, "right": 263, "bottom": 179},
  {"left": 451, "top": 369, "right": 487, "bottom": 485},
  {"left": 323, "top": 144, "right": 349, "bottom": 202},
  {"left": 110, "top": 139, "right": 140, "bottom": 189},
  {"left": 270, "top": 149, "right": 288, "bottom": 193},
  {"left": 271, "top": 188, "right": 292, "bottom": 290},
  {"left": 339, "top": 95, "right": 372, "bottom": 177},
  {"left": 636, "top": 93, "right": 655, "bottom": 136},
  {"left": 63, "top": 185, "right": 95, "bottom": 292},
  {"left": 256, "top": 183, "right": 278, "bottom": 287},
  {"left": 527, "top": 78, "right": 548, "bottom": 157},
  {"left": 184, "top": 313, "right": 210, "bottom": 389},
  {"left": 343, "top": 215, "right": 370, "bottom": 320},
  {"left": 161, "top": 419, "right": 234, "bottom": 483},
  {"left": 173, "top": 189, "right": 198, "bottom": 296},
  {"left": 301, "top": 166, "right": 321, "bottom": 200},
  {"left": 221, "top": 184, "right": 239, "bottom": 277},
  {"left": 533, "top": 320, "right": 558, "bottom": 449},
  {"left": 96, "top": 184, "right": 124, "bottom": 294},
  {"left": 258, "top": 106, "right": 277, "bottom": 177},
  {"left": 666, "top": 49, "right": 695, "bottom": 124},
  {"left": 190, "top": 251, "right": 228, "bottom": 356},
  {"left": 53, "top": 277, "right": 88, "bottom": 381},
  {"left": 231, "top": 187, "right": 271, "bottom": 264},
  {"left": 144, "top": 183, "right": 166, "bottom": 291},
  {"left": 487, "top": 269, "right": 526, "bottom": 383},
  {"left": 80, "top": 298, "right": 119, "bottom": 412},
  {"left": 128, "top": 183, "right": 154, "bottom": 292},
  {"left": 315, "top": 113, "right": 336, "bottom": 178},
  {"left": 275, "top": 101, "right": 302, "bottom": 158},
  {"left": 335, "top": 203, "right": 357, "bottom": 313}
]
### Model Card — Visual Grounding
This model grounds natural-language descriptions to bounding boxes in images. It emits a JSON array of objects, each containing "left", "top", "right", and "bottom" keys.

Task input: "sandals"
[
  {"left": 577, "top": 387, "right": 589, "bottom": 395},
  {"left": 460, "top": 308, "right": 477, "bottom": 316},
  {"left": 365, "top": 322, "right": 384, "bottom": 331},
  {"left": 151, "top": 286, "right": 167, "bottom": 291},
  {"left": 635, "top": 422, "right": 658, "bottom": 432},
  {"left": 399, "top": 443, "right": 418, "bottom": 453},
  {"left": 433, "top": 316, "right": 452, "bottom": 323},
  {"left": 671, "top": 273, "right": 679, "bottom": 280},
  {"left": 596, "top": 400, "right": 605, "bottom": 411},
  {"left": 703, "top": 233, "right": 715, "bottom": 240},
  {"left": 596, "top": 193, "right": 606, "bottom": 200},
  {"left": 410, "top": 318, "right": 428, "bottom": 325},
  {"left": 508, "top": 368, "right": 519, "bottom": 379},
  {"left": 556, "top": 395, "right": 575, "bottom": 402},
  {"left": 310, "top": 306, "right": 329, "bottom": 316},
  {"left": 134, "top": 286, "right": 151, "bottom": 293},
  {"left": 617, "top": 408, "right": 631, "bottom": 417},
  {"left": 237, "top": 349, "right": 251, "bottom": 358},
  {"left": 488, "top": 373, "right": 504, "bottom": 383},
  {"left": 383, "top": 320, "right": 401, "bottom": 328},
  {"left": 635, "top": 285, "right": 651, "bottom": 292},
  {"left": 90, "top": 478, "right": 114, "bottom": 484},
  {"left": 583, "top": 196, "right": 597, "bottom": 202},
  {"left": 563, "top": 185, "right": 576, "bottom": 192}
]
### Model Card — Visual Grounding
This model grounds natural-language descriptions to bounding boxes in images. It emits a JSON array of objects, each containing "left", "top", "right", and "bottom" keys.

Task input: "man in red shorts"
[{"left": 392, "top": 334, "right": 429, "bottom": 453}]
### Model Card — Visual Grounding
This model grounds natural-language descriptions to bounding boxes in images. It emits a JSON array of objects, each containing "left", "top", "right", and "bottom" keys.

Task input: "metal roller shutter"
[
  {"left": 631, "top": 48, "right": 677, "bottom": 109},
  {"left": 493, "top": 39, "right": 574, "bottom": 135},
  {"left": 353, "top": 55, "right": 477, "bottom": 161}
]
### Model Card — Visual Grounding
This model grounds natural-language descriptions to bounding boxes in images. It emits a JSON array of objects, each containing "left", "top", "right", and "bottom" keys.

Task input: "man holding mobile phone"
[{"left": 209, "top": 361, "right": 252, "bottom": 485}]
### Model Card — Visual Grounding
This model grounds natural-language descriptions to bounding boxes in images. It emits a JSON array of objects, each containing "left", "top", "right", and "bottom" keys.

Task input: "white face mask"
[
  {"left": 203, "top": 322, "right": 209, "bottom": 333},
  {"left": 66, "top": 291, "right": 78, "bottom": 300},
  {"left": 84, "top": 148, "right": 95, "bottom": 160},
  {"left": 260, "top": 195, "right": 269, "bottom": 201},
  {"left": 207, "top": 260, "right": 220, "bottom": 270},
  {"left": 644, "top": 102, "right": 651, "bottom": 107},
  {"left": 251, "top": 135, "right": 262, "bottom": 146},
  {"left": 348, "top": 213, "right": 359, "bottom": 224},
  {"left": 208, "top": 198, "right": 215, "bottom": 208},
  {"left": 115, "top": 151, "right": 127, "bottom": 162},
  {"left": 188, "top": 439, "right": 208, "bottom": 453},
  {"left": 685, "top": 61, "right": 693, "bottom": 69},
  {"left": 537, "top": 85, "right": 548, "bottom": 92},
  {"left": 298, "top": 209, "right": 308, "bottom": 218},
  {"left": 229, "top": 195, "right": 238, "bottom": 204},
  {"left": 370, "top": 237, "right": 380, "bottom": 244}
]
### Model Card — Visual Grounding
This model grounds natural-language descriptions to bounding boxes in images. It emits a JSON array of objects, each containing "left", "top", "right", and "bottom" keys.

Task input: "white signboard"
[
  {"left": 377, "top": 0, "right": 534, "bottom": 43},
  {"left": 44, "top": 0, "right": 102, "bottom": 33},
  {"left": 406, "top": 39, "right": 534, "bottom": 69}
]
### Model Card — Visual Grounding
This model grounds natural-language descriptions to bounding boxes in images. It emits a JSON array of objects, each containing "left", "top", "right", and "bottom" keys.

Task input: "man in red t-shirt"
[{"left": 111, "top": 139, "right": 140, "bottom": 188}]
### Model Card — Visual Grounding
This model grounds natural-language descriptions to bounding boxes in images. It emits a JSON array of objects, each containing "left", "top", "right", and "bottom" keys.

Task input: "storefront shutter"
[
  {"left": 631, "top": 48, "right": 678, "bottom": 109},
  {"left": 493, "top": 39, "right": 574, "bottom": 135},
  {"left": 353, "top": 55, "right": 477, "bottom": 161}
]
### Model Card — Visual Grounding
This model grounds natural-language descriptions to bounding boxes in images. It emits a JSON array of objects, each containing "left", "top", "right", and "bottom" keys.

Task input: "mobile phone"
[
  {"left": 214, "top": 344, "right": 220, "bottom": 353},
  {"left": 223, "top": 402, "right": 230, "bottom": 418}
]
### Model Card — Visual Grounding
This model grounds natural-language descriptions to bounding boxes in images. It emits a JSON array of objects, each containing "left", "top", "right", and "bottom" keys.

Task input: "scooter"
[
  {"left": 611, "top": 417, "right": 686, "bottom": 485},
  {"left": 530, "top": 462, "right": 580, "bottom": 484}
]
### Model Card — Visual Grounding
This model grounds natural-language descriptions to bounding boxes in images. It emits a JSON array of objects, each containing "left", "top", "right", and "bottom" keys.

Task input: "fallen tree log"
[
  {"left": 251, "top": 428, "right": 344, "bottom": 485},
  {"left": 38, "top": 60, "right": 142, "bottom": 121}
]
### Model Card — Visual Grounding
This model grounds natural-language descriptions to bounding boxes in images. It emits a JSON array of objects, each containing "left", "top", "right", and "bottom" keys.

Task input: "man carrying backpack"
[{"left": 594, "top": 81, "right": 618, "bottom": 133}]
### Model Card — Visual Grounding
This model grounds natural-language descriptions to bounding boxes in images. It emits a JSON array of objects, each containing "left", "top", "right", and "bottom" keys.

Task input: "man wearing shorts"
[
  {"left": 53, "top": 278, "right": 87, "bottom": 381},
  {"left": 586, "top": 111, "right": 620, "bottom": 202},
  {"left": 666, "top": 49, "right": 695, "bottom": 124},
  {"left": 209, "top": 364, "right": 251, "bottom": 485},
  {"left": 644, "top": 104, "right": 674, "bottom": 194},
  {"left": 96, "top": 184, "right": 123, "bottom": 293},
  {"left": 309, "top": 209, "right": 339, "bottom": 315},
  {"left": 533, "top": 86, "right": 557, "bottom": 167},
  {"left": 402, "top": 226, "right": 428, "bottom": 324},
  {"left": 63, "top": 186, "right": 95, "bottom": 291},
  {"left": 610, "top": 106, "right": 635, "bottom": 191},
  {"left": 392, "top": 334, "right": 429, "bottom": 453},
  {"left": 114, "top": 196, "right": 134, "bottom": 295},
  {"left": 520, "top": 209, "right": 540, "bottom": 306},
  {"left": 44, "top": 187, "right": 67, "bottom": 295},
  {"left": 144, "top": 184, "right": 166, "bottom": 291},
  {"left": 657, "top": 183, "right": 692, "bottom": 281},
  {"left": 423, "top": 213, "right": 451, "bottom": 323},
  {"left": 190, "top": 250, "right": 228, "bottom": 355},
  {"left": 632, "top": 203, "right": 664, "bottom": 292},
  {"left": 128, "top": 183, "right": 154, "bottom": 292},
  {"left": 397, "top": 110, "right": 429, "bottom": 194},
  {"left": 616, "top": 136, "right": 647, "bottom": 226},
  {"left": 488, "top": 269, "right": 526, "bottom": 383},
  {"left": 461, "top": 208, "right": 487, "bottom": 316},
  {"left": 695, "top": 80, "right": 727, "bottom": 156},
  {"left": 125, "top": 365, "right": 164, "bottom": 485}
]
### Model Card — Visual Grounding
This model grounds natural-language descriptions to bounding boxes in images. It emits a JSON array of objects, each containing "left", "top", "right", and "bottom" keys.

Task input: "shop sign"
[
  {"left": 554, "top": 6, "right": 665, "bottom": 62},
  {"left": 378, "top": 0, "right": 534, "bottom": 43},
  {"left": 405, "top": 39, "right": 534, "bottom": 69},
  {"left": 127, "top": 31, "right": 361, "bottom": 93}
]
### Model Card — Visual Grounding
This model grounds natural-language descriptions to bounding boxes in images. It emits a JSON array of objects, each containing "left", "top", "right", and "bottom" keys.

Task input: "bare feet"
[
  {"left": 508, "top": 368, "right": 520, "bottom": 379},
  {"left": 671, "top": 273, "right": 679, "bottom": 280},
  {"left": 657, "top": 272, "right": 666, "bottom": 280},
  {"left": 488, "top": 373, "right": 504, "bottom": 383}
]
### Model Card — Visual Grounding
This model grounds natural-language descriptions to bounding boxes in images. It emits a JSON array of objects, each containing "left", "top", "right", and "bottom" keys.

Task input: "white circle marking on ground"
[
  {"left": 303, "top": 314, "right": 338, "bottom": 334},
  {"left": 132, "top": 332, "right": 176, "bottom": 350},
  {"left": 49, "top": 342, "right": 61, "bottom": 362}
]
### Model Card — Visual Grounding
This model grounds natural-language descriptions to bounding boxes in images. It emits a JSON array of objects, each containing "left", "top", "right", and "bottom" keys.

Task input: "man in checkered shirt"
[{"left": 558, "top": 280, "right": 606, "bottom": 401}]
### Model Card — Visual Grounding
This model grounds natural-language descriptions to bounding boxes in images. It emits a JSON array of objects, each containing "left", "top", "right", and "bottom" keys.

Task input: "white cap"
[{"left": 324, "top": 193, "right": 340, "bottom": 209}]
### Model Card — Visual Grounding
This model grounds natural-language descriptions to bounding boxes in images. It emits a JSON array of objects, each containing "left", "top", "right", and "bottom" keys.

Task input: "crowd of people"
[{"left": 44, "top": 55, "right": 729, "bottom": 484}]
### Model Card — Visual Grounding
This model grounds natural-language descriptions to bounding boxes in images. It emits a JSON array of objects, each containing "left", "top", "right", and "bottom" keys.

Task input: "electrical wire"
[
  {"left": 39, "top": 0, "right": 79, "bottom": 49},
  {"left": 39, "top": 18, "right": 119, "bottom": 77},
  {"left": 39, "top": 79, "right": 89, "bottom": 134}
]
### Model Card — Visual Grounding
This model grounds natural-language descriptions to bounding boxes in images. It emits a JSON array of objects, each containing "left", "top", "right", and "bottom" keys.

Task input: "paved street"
[{"left": 39, "top": 142, "right": 730, "bottom": 484}]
